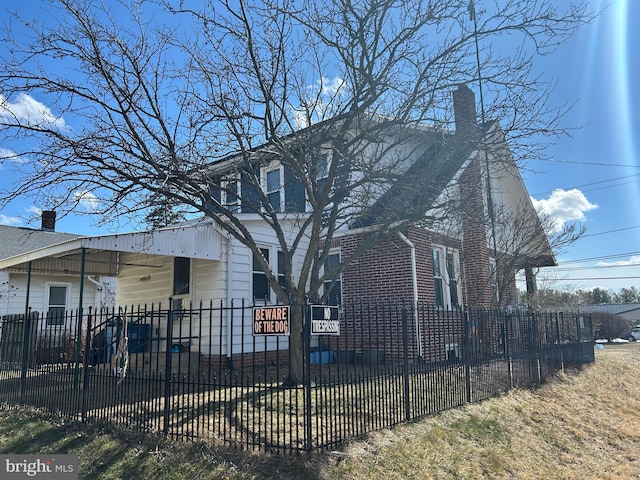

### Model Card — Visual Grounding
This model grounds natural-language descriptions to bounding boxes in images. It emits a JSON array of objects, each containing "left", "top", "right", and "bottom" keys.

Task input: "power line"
[
  {"left": 553, "top": 263, "right": 640, "bottom": 272},
  {"left": 532, "top": 173, "right": 640, "bottom": 197},
  {"left": 582, "top": 225, "right": 640, "bottom": 238},
  {"left": 532, "top": 158, "right": 640, "bottom": 168},
  {"left": 557, "top": 251, "right": 640, "bottom": 265}
]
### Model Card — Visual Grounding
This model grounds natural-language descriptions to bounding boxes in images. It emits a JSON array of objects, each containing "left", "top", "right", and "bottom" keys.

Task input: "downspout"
[
  {"left": 397, "top": 232, "right": 423, "bottom": 359},
  {"left": 225, "top": 238, "right": 233, "bottom": 363}
]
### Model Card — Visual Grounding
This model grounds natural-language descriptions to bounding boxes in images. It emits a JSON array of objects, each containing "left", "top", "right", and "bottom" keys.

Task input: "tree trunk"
[{"left": 284, "top": 301, "right": 306, "bottom": 386}]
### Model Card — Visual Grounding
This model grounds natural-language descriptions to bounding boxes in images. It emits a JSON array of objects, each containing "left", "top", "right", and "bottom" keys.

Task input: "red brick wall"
[{"left": 459, "top": 154, "right": 494, "bottom": 307}]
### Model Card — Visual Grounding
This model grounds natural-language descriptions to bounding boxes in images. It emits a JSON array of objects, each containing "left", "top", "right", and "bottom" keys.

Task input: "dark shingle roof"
[{"left": 0, "top": 225, "right": 80, "bottom": 260}]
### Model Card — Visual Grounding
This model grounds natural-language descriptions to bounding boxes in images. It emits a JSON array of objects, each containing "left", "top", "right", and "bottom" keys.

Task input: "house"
[
  {"left": 576, "top": 303, "right": 640, "bottom": 327},
  {"left": 0, "top": 212, "right": 110, "bottom": 362},
  {"left": 334, "top": 85, "right": 556, "bottom": 311},
  {"left": 0, "top": 85, "right": 556, "bottom": 367}
]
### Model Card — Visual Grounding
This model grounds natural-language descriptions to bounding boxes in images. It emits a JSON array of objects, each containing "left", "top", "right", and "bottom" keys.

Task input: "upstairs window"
[
  {"left": 223, "top": 178, "right": 240, "bottom": 212},
  {"left": 265, "top": 166, "right": 283, "bottom": 212}
]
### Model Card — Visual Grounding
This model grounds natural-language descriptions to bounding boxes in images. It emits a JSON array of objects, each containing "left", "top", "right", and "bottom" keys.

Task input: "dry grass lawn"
[{"left": 0, "top": 343, "right": 639, "bottom": 479}]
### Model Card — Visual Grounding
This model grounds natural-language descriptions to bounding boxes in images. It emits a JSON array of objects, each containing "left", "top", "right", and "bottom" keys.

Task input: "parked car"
[{"left": 628, "top": 327, "right": 640, "bottom": 342}]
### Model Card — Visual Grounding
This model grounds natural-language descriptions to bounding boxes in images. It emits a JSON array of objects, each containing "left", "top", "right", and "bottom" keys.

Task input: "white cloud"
[
  {"left": 26, "top": 205, "right": 41, "bottom": 217},
  {"left": 74, "top": 190, "right": 99, "bottom": 211},
  {"left": 0, "top": 214, "right": 23, "bottom": 226},
  {"left": 293, "top": 76, "right": 350, "bottom": 129},
  {"left": 0, "top": 147, "right": 28, "bottom": 165},
  {"left": 597, "top": 255, "right": 640, "bottom": 267},
  {"left": 531, "top": 188, "right": 598, "bottom": 230},
  {"left": 319, "top": 76, "right": 347, "bottom": 97},
  {"left": 0, "top": 93, "right": 67, "bottom": 129}
]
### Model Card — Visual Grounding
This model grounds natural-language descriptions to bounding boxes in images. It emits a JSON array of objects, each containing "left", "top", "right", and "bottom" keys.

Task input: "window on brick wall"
[
  {"left": 489, "top": 258, "right": 499, "bottom": 304},
  {"left": 433, "top": 247, "right": 462, "bottom": 309},
  {"left": 323, "top": 251, "right": 342, "bottom": 306},
  {"left": 433, "top": 249, "right": 445, "bottom": 308},
  {"left": 446, "top": 252, "right": 459, "bottom": 307}
]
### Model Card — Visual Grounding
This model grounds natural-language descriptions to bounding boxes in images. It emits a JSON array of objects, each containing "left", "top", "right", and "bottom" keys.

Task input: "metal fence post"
[
  {"left": 19, "top": 309, "right": 33, "bottom": 404},
  {"left": 504, "top": 311, "right": 513, "bottom": 390},
  {"left": 302, "top": 302, "right": 313, "bottom": 452},
  {"left": 401, "top": 306, "right": 411, "bottom": 422},
  {"left": 463, "top": 308, "right": 472, "bottom": 404},
  {"left": 163, "top": 298, "right": 174, "bottom": 436},
  {"left": 81, "top": 307, "right": 93, "bottom": 421}
]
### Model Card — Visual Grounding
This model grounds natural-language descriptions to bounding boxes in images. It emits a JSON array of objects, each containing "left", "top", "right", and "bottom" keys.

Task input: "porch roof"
[{"left": 0, "top": 220, "right": 224, "bottom": 276}]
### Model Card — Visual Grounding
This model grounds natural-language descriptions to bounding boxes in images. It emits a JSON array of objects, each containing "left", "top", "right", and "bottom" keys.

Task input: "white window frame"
[
  {"left": 252, "top": 246, "right": 290, "bottom": 304},
  {"left": 432, "top": 246, "right": 462, "bottom": 310},
  {"left": 261, "top": 163, "right": 284, "bottom": 212},
  {"left": 222, "top": 174, "right": 241, "bottom": 213},
  {"left": 45, "top": 282, "right": 71, "bottom": 326},
  {"left": 489, "top": 258, "right": 499, "bottom": 304}
]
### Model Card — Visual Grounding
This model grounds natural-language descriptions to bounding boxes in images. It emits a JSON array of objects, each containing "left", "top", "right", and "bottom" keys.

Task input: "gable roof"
[
  {"left": 0, "top": 224, "right": 80, "bottom": 259},
  {"left": 352, "top": 121, "right": 494, "bottom": 228}
]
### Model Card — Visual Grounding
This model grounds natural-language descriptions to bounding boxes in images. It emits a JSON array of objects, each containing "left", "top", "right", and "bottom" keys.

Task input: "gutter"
[{"left": 397, "top": 232, "right": 423, "bottom": 359}]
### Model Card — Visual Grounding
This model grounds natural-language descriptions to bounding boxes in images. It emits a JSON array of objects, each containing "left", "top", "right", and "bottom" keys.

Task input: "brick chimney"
[
  {"left": 41, "top": 210, "right": 56, "bottom": 232},
  {"left": 452, "top": 83, "right": 477, "bottom": 136}
]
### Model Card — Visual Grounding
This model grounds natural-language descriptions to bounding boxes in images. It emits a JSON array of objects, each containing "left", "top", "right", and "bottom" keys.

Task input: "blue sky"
[
  {"left": 519, "top": 0, "right": 640, "bottom": 292},
  {"left": 0, "top": 0, "right": 638, "bottom": 294}
]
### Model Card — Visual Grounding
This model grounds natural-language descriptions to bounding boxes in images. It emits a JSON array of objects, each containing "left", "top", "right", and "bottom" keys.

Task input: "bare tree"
[{"left": 0, "top": 0, "right": 595, "bottom": 383}]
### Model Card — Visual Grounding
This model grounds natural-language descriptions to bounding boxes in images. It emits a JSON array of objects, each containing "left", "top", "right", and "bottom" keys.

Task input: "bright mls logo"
[{"left": 1, "top": 455, "right": 78, "bottom": 479}]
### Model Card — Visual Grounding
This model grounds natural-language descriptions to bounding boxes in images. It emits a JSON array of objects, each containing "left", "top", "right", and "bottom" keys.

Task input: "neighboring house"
[
  {"left": 0, "top": 212, "right": 106, "bottom": 320},
  {"left": 0, "top": 212, "right": 110, "bottom": 361},
  {"left": 576, "top": 304, "right": 640, "bottom": 327},
  {"left": 0, "top": 85, "right": 556, "bottom": 365},
  {"left": 0, "top": 216, "right": 306, "bottom": 363}
]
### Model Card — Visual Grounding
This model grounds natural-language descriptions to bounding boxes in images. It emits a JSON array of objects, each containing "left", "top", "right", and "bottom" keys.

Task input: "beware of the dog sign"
[
  {"left": 252, "top": 306, "right": 290, "bottom": 336},
  {"left": 310, "top": 305, "right": 340, "bottom": 335}
]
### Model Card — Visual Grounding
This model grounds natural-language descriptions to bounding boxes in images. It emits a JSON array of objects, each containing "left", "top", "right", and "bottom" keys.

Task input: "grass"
[{"left": 1, "top": 343, "right": 639, "bottom": 479}]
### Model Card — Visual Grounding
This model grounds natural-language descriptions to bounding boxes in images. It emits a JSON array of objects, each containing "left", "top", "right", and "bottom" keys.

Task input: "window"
[
  {"left": 277, "top": 250, "right": 286, "bottom": 288},
  {"left": 447, "top": 252, "right": 459, "bottom": 307},
  {"left": 433, "top": 249, "right": 444, "bottom": 308},
  {"left": 253, "top": 247, "right": 288, "bottom": 303},
  {"left": 223, "top": 177, "right": 240, "bottom": 212},
  {"left": 46, "top": 285, "right": 68, "bottom": 326},
  {"left": 489, "top": 258, "right": 499, "bottom": 304},
  {"left": 265, "top": 166, "right": 283, "bottom": 212},
  {"left": 253, "top": 248, "right": 270, "bottom": 302},
  {"left": 173, "top": 257, "right": 190, "bottom": 296},
  {"left": 433, "top": 247, "right": 462, "bottom": 309},
  {"left": 323, "top": 252, "right": 342, "bottom": 306}
]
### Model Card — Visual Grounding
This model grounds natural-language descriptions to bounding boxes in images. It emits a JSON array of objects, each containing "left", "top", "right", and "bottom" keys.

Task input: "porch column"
[{"left": 525, "top": 266, "right": 538, "bottom": 309}]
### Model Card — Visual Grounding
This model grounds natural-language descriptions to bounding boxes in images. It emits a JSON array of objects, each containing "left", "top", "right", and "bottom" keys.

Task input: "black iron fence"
[{"left": 0, "top": 300, "right": 594, "bottom": 453}]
